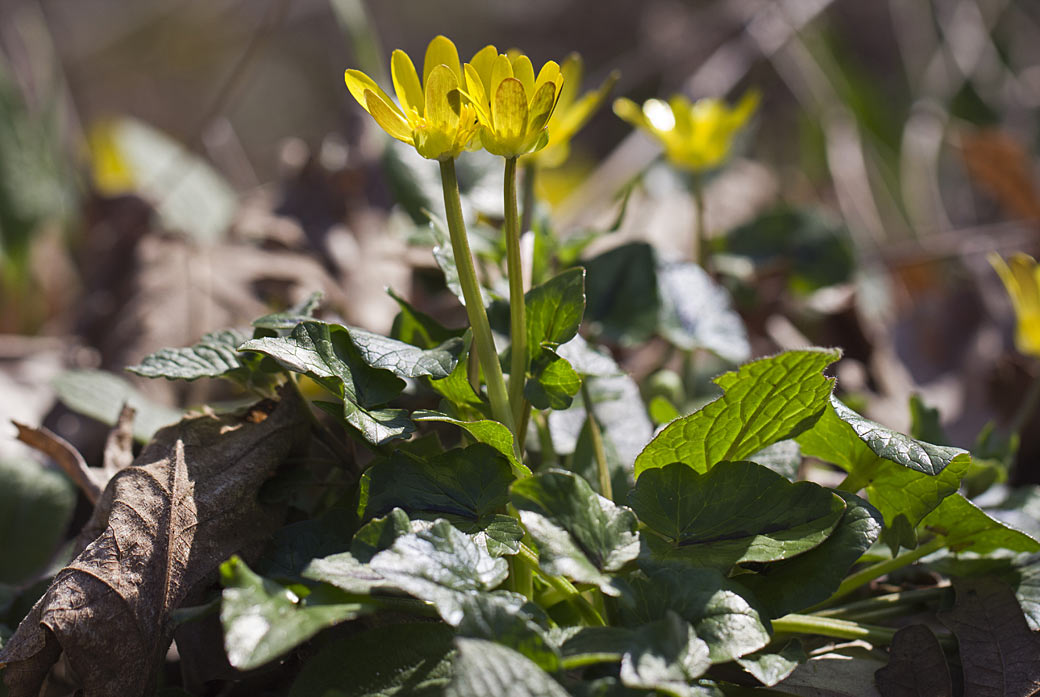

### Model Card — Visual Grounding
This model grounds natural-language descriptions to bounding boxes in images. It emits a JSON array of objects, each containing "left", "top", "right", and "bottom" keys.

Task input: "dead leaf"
[
  {"left": 102, "top": 403, "right": 137, "bottom": 479},
  {"left": 0, "top": 386, "right": 307, "bottom": 697},
  {"left": 938, "top": 576, "right": 1040, "bottom": 697},
  {"left": 13, "top": 420, "right": 103, "bottom": 504},
  {"left": 874, "top": 624, "right": 953, "bottom": 697},
  {"left": 960, "top": 129, "right": 1040, "bottom": 224}
]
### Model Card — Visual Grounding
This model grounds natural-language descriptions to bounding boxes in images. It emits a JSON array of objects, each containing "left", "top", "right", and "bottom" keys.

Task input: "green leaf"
[
  {"left": 219, "top": 556, "right": 369, "bottom": 670},
  {"left": 127, "top": 329, "right": 253, "bottom": 382},
  {"left": 656, "top": 261, "right": 749, "bottom": 364},
  {"left": 456, "top": 592, "right": 558, "bottom": 671},
  {"left": 525, "top": 348, "right": 582, "bottom": 411},
  {"left": 446, "top": 638, "right": 571, "bottom": 697},
  {"left": 389, "top": 288, "right": 463, "bottom": 349},
  {"left": 510, "top": 470, "right": 640, "bottom": 594},
  {"left": 616, "top": 565, "right": 771, "bottom": 663},
  {"left": 0, "top": 457, "right": 76, "bottom": 585},
  {"left": 583, "top": 242, "right": 660, "bottom": 345},
  {"left": 350, "top": 507, "right": 416, "bottom": 562},
  {"left": 741, "top": 492, "right": 883, "bottom": 618},
  {"left": 241, "top": 321, "right": 413, "bottom": 444},
  {"left": 365, "top": 521, "right": 509, "bottom": 625},
  {"left": 921, "top": 493, "right": 1040, "bottom": 554},
  {"left": 256, "top": 506, "right": 355, "bottom": 580},
  {"left": 629, "top": 462, "right": 845, "bottom": 569},
  {"left": 252, "top": 291, "right": 324, "bottom": 332},
  {"left": 413, "top": 410, "right": 529, "bottom": 477},
  {"left": 359, "top": 444, "right": 514, "bottom": 521},
  {"left": 937, "top": 577, "right": 1040, "bottom": 697},
  {"left": 735, "top": 640, "right": 806, "bottom": 687},
  {"left": 797, "top": 398, "right": 970, "bottom": 548},
  {"left": 619, "top": 612, "right": 712, "bottom": 697},
  {"left": 289, "top": 622, "right": 455, "bottom": 697},
  {"left": 525, "top": 268, "right": 586, "bottom": 358},
  {"left": 908, "top": 393, "right": 949, "bottom": 446},
  {"left": 1012, "top": 555, "right": 1040, "bottom": 631},
  {"left": 634, "top": 349, "right": 840, "bottom": 477},
  {"left": 52, "top": 369, "right": 183, "bottom": 442},
  {"left": 748, "top": 440, "right": 802, "bottom": 482},
  {"left": 348, "top": 326, "right": 463, "bottom": 379},
  {"left": 429, "top": 335, "right": 485, "bottom": 411}
]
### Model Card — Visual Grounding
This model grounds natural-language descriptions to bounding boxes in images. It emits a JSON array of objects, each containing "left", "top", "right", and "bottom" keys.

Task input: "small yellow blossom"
[
  {"left": 613, "top": 92, "right": 759, "bottom": 172},
  {"left": 523, "top": 53, "right": 618, "bottom": 169},
  {"left": 461, "top": 46, "right": 564, "bottom": 158},
  {"left": 344, "top": 36, "right": 479, "bottom": 161},
  {"left": 990, "top": 252, "right": 1040, "bottom": 358}
]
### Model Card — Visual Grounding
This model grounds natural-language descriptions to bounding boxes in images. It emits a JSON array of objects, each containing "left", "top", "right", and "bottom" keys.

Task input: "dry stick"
[{"left": 14, "top": 421, "right": 102, "bottom": 503}]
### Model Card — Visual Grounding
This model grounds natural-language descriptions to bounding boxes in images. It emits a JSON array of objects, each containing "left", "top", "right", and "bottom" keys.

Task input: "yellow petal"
[
  {"left": 391, "top": 49, "right": 424, "bottom": 118},
  {"left": 643, "top": 98, "right": 676, "bottom": 132},
  {"left": 425, "top": 64, "right": 460, "bottom": 131},
  {"left": 345, "top": 70, "right": 403, "bottom": 119},
  {"left": 613, "top": 97, "right": 650, "bottom": 130},
  {"left": 490, "top": 54, "right": 514, "bottom": 97},
  {"left": 423, "top": 35, "right": 462, "bottom": 86},
  {"left": 364, "top": 90, "right": 413, "bottom": 143},
  {"left": 557, "top": 53, "right": 583, "bottom": 112},
  {"left": 462, "top": 64, "right": 491, "bottom": 125},
  {"left": 492, "top": 77, "right": 529, "bottom": 155},
  {"left": 730, "top": 90, "right": 761, "bottom": 129},
  {"left": 553, "top": 70, "right": 618, "bottom": 141},
  {"left": 527, "top": 81, "right": 557, "bottom": 133},
  {"left": 532, "top": 61, "right": 561, "bottom": 103},
  {"left": 511, "top": 54, "right": 535, "bottom": 97},
  {"left": 668, "top": 94, "right": 694, "bottom": 136},
  {"left": 991, "top": 252, "right": 1040, "bottom": 357},
  {"left": 469, "top": 45, "right": 498, "bottom": 94}
]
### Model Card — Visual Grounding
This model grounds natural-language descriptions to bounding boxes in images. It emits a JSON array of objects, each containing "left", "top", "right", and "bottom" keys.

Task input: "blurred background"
[{"left": 2, "top": 0, "right": 1040, "bottom": 493}]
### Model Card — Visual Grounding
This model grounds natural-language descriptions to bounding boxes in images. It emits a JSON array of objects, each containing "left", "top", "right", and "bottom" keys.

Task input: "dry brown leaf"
[
  {"left": 960, "top": 129, "right": 1040, "bottom": 224},
  {"left": 0, "top": 387, "right": 307, "bottom": 697},
  {"left": 102, "top": 403, "right": 137, "bottom": 479}
]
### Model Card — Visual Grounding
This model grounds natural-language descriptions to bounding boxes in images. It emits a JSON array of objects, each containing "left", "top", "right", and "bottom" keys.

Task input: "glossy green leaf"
[
  {"left": 616, "top": 564, "right": 771, "bottom": 663},
  {"left": 735, "top": 640, "right": 806, "bottom": 687},
  {"left": 359, "top": 444, "right": 513, "bottom": 521},
  {"left": 749, "top": 440, "right": 802, "bottom": 481},
  {"left": 127, "top": 329, "right": 252, "bottom": 382},
  {"left": 0, "top": 457, "right": 76, "bottom": 585},
  {"left": 629, "top": 461, "right": 845, "bottom": 568},
  {"left": 289, "top": 622, "right": 456, "bottom": 697},
  {"left": 350, "top": 507, "right": 416, "bottom": 562},
  {"left": 525, "top": 267, "right": 586, "bottom": 358},
  {"left": 348, "top": 326, "right": 463, "bottom": 379},
  {"left": 525, "top": 348, "right": 582, "bottom": 411},
  {"left": 52, "top": 369, "right": 183, "bottom": 442},
  {"left": 583, "top": 242, "right": 660, "bottom": 345},
  {"left": 741, "top": 492, "right": 883, "bottom": 618},
  {"left": 510, "top": 470, "right": 640, "bottom": 594},
  {"left": 251, "top": 291, "right": 324, "bottom": 332},
  {"left": 313, "top": 400, "right": 415, "bottom": 446},
  {"left": 256, "top": 506, "right": 355, "bottom": 580},
  {"left": 921, "top": 493, "right": 1040, "bottom": 555},
  {"left": 619, "top": 612, "right": 712, "bottom": 697},
  {"left": 446, "top": 638, "right": 570, "bottom": 697},
  {"left": 634, "top": 349, "right": 840, "bottom": 477},
  {"left": 456, "top": 592, "right": 558, "bottom": 671},
  {"left": 656, "top": 261, "right": 749, "bottom": 364},
  {"left": 1012, "top": 556, "right": 1040, "bottom": 631},
  {"left": 429, "top": 335, "right": 484, "bottom": 410},
  {"left": 219, "top": 556, "right": 370, "bottom": 670},
  {"left": 413, "top": 410, "right": 528, "bottom": 477},
  {"left": 797, "top": 398, "right": 970, "bottom": 548}
]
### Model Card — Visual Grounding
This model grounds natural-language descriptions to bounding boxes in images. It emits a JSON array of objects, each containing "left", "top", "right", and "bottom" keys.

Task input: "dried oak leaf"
[{"left": 0, "top": 386, "right": 307, "bottom": 697}]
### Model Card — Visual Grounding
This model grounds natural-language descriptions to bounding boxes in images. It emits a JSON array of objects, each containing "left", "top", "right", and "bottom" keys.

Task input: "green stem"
[
  {"left": 835, "top": 468, "right": 872, "bottom": 494},
  {"left": 1011, "top": 369, "right": 1040, "bottom": 440},
  {"left": 813, "top": 586, "right": 950, "bottom": 620},
  {"left": 517, "top": 543, "right": 605, "bottom": 626},
  {"left": 533, "top": 410, "right": 557, "bottom": 468},
  {"left": 581, "top": 382, "right": 612, "bottom": 500},
  {"left": 559, "top": 653, "right": 621, "bottom": 670},
  {"left": 503, "top": 157, "right": 529, "bottom": 430},
  {"left": 691, "top": 172, "right": 707, "bottom": 268},
  {"left": 772, "top": 613, "right": 897, "bottom": 645},
  {"left": 520, "top": 161, "right": 537, "bottom": 247},
  {"left": 439, "top": 159, "right": 516, "bottom": 441},
  {"left": 823, "top": 537, "right": 946, "bottom": 606}
]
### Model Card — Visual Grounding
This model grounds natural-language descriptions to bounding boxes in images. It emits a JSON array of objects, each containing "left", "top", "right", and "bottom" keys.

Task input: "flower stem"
[
  {"left": 821, "top": 537, "right": 946, "bottom": 607},
  {"left": 691, "top": 172, "right": 707, "bottom": 268},
  {"left": 581, "top": 382, "right": 612, "bottom": 500},
  {"left": 813, "top": 586, "right": 950, "bottom": 620},
  {"left": 439, "top": 158, "right": 516, "bottom": 440},
  {"left": 504, "top": 157, "right": 529, "bottom": 430},
  {"left": 1011, "top": 369, "right": 1040, "bottom": 441},
  {"left": 772, "top": 613, "right": 897, "bottom": 645},
  {"left": 518, "top": 543, "right": 605, "bottom": 626},
  {"left": 520, "top": 161, "right": 537, "bottom": 245}
]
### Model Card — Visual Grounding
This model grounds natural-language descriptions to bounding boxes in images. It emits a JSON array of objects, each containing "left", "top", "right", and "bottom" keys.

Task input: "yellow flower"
[
  {"left": 523, "top": 53, "right": 618, "bottom": 169},
  {"left": 613, "top": 92, "right": 759, "bottom": 172},
  {"left": 461, "top": 46, "right": 564, "bottom": 158},
  {"left": 344, "top": 36, "right": 479, "bottom": 161},
  {"left": 990, "top": 252, "right": 1040, "bottom": 358}
]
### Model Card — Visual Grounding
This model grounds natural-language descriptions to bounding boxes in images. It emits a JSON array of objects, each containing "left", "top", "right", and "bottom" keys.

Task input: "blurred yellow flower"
[
  {"left": 461, "top": 46, "right": 564, "bottom": 158},
  {"left": 613, "top": 92, "right": 759, "bottom": 172},
  {"left": 344, "top": 35, "right": 479, "bottom": 161},
  {"left": 523, "top": 53, "right": 618, "bottom": 168},
  {"left": 990, "top": 252, "right": 1040, "bottom": 358}
]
